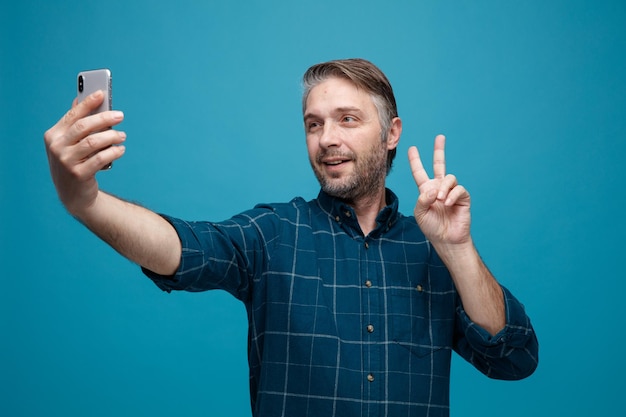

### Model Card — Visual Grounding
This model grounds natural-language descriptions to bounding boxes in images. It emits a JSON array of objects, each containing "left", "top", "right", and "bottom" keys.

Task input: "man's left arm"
[
  {"left": 409, "top": 135, "right": 521, "bottom": 334},
  {"left": 409, "top": 135, "right": 538, "bottom": 379},
  {"left": 434, "top": 239, "right": 505, "bottom": 335}
]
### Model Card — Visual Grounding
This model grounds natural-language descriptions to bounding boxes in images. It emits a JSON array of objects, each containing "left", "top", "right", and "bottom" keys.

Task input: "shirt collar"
[{"left": 316, "top": 188, "right": 400, "bottom": 236}]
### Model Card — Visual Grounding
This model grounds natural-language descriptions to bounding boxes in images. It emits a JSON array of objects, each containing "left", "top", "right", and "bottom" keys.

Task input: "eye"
[
  {"left": 307, "top": 121, "right": 322, "bottom": 132},
  {"left": 342, "top": 115, "right": 358, "bottom": 124}
]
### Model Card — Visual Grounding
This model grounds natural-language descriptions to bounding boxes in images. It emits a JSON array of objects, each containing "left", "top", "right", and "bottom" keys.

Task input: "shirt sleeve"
[
  {"left": 142, "top": 209, "right": 279, "bottom": 301},
  {"left": 453, "top": 285, "right": 539, "bottom": 380}
]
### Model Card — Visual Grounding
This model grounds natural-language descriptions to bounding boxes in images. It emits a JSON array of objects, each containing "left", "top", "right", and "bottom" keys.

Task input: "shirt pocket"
[{"left": 389, "top": 277, "right": 453, "bottom": 358}]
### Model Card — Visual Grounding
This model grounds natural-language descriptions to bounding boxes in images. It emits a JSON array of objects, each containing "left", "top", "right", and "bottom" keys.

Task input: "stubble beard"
[{"left": 312, "top": 142, "right": 388, "bottom": 203}]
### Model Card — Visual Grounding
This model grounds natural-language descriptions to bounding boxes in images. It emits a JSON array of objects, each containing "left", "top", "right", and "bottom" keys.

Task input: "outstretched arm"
[
  {"left": 44, "top": 90, "right": 181, "bottom": 276},
  {"left": 408, "top": 135, "right": 505, "bottom": 335}
]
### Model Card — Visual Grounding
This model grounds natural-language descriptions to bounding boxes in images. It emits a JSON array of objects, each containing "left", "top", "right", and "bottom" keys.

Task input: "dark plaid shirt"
[{"left": 144, "top": 189, "right": 538, "bottom": 417}]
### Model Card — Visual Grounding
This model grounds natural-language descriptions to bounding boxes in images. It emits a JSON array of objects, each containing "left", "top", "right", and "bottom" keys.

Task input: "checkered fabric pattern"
[{"left": 145, "top": 189, "right": 538, "bottom": 416}]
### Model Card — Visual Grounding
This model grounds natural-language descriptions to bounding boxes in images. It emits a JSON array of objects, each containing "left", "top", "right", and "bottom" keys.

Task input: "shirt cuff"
[
  {"left": 457, "top": 285, "right": 536, "bottom": 358},
  {"left": 141, "top": 214, "right": 206, "bottom": 293}
]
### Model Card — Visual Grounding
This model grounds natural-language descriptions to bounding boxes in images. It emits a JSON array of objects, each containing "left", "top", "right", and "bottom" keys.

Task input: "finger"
[
  {"left": 84, "top": 144, "right": 126, "bottom": 174},
  {"left": 74, "top": 129, "right": 127, "bottom": 161},
  {"left": 416, "top": 186, "right": 438, "bottom": 208},
  {"left": 46, "top": 91, "right": 107, "bottom": 145},
  {"left": 65, "top": 110, "right": 125, "bottom": 146},
  {"left": 408, "top": 146, "right": 431, "bottom": 187},
  {"left": 61, "top": 90, "right": 105, "bottom": 128},
  {"left": 433, "top": 134, "right": 446, "bottom": 179},
  {"left": 72, "top": 144, "right": 127, "bottom": 179},
  {"left": 413, "top": 181, "right": 435, "bottom": 221},
  {"left": 443, "top": 185, "right": 470, "bottom": 207},
  {"left": 437, "top": 174, "right": 457, "bottom": 201}
]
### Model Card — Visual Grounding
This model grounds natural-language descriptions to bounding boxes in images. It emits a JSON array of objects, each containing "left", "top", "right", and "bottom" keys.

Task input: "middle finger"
[
  {"left": 66, "top": 110, "right": 124, "bottom": 145},
  {"left": 432, "top": 134, "right": 446, "bottom": 179}
]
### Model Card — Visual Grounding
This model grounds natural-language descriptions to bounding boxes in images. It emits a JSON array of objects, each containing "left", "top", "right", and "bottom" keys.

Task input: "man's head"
[
  {"left": 302, "top": 59, "right": 402, "bottom": 202},
  {"left": 302, "top": 58, "right": 399, "bottom": 174}
]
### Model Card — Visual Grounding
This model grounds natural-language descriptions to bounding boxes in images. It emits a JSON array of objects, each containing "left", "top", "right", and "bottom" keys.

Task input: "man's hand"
[
  {"left": 44, "top": 90, "right": 126, "bottom": 216},
  {"left": 409, "top": 134, "right": 471, "bottom": 247}
]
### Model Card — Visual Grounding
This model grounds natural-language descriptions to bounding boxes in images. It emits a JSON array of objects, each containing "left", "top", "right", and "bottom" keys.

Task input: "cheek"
[{"left": 305, "top": 136, "right": 318, "bottom": 159}]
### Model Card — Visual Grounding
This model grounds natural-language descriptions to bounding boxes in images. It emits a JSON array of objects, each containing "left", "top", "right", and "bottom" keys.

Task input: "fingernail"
[
  {"left": 91, "top": 90, "right": 103, "bottom": 98},
  {"left": 112, "top": 111, "right": 124, "bottom": 120}
]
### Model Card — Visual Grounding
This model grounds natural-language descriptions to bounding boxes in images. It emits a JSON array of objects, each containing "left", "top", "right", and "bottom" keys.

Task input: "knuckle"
[
  {"left": 62, "top": 107, "right": 78, "bottom": 125},
  {"left": 43, "top": 128, "right": 56, "bottom": 145},
  {"left": 47, "top": 134, "right": 68, "bottom": 158},
  {"left": 67, "top": 165, "right": 85, "bottom": 181},
  {"left": 98, "top": 111, "right": 110, "bottom": 123},
  {"left": 58, "top": 154, "right": 79, "bottom": 178},
  {"left": 83, "top": 134, "right": 96, "bottom": 150},
  {"left": 47, "top": 139, "right": 61, "bottom": 156},
  {"left": 73, "top": 119, "right": 88, "bottom": 135},
  {"left": 90, "top": 151, "right": 108, "bottom": 168}
]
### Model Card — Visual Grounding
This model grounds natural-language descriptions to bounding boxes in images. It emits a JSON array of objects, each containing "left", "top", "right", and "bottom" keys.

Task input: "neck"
[{"left": 345, "top": 186, "right": 387, "bottom": 236}]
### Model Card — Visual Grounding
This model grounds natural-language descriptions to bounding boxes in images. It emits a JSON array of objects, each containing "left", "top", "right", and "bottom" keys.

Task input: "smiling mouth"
[
  {"left": 324, "top": 159, "right": 349, "bottom": 166},
  {"left": 319, "top": 152, "right": 353, "bottom": 166}
]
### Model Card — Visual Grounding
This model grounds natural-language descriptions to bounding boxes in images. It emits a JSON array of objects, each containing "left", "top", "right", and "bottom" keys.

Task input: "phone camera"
[{"left": 78, "top": 75, "right": 84, "bottom": 92}]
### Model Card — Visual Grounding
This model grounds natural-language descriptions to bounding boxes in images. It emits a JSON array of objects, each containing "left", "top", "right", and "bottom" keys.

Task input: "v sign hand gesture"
[
  {"left": 409, "top": 135, "right": 505, "bottom": 335},
  {"left": 409, "top": 135, "right": 471, "bottom": 247}
]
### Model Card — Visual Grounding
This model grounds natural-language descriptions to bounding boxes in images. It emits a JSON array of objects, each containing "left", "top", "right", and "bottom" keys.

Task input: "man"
[{"left": 44, "top": 58, "right": 538, "bottom": 416}]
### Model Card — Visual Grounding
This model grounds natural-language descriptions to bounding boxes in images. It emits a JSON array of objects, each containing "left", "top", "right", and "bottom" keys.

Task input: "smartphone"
[
  {"left": 77, "top": 68, "right": 112, "bottom": 114},
  {"left": 77, "top": 69, "right": 113, "bottom": 169}
]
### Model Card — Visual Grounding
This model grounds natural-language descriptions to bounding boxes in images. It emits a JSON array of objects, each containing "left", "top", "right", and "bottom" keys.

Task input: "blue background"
[{"left": 2, "top": 1, "right": 625, "bottom": 415}]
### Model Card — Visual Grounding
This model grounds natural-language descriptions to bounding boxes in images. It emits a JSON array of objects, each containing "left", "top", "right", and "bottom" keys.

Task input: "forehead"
[{"left": 304, "top": 77, "right": 376, "bottom": 115}]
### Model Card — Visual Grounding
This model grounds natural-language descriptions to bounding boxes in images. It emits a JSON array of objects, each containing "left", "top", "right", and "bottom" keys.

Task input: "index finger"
[
  {"left": 433, "top": 134, "right": 446, "bottom": 179},
  {"left": 408, "top": 145, "right": 431, "bottom": 187},
  {"left": 59, "top": 90, "right": 105, "bottom": 129}
]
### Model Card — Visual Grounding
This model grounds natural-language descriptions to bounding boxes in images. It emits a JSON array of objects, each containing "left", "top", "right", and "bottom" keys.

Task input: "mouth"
[
  {"left": 319, "top": 153, "right": 353, "bottom": 167},
  {"left": 323, "top": 158, "right": 350, "bottom": 166}
]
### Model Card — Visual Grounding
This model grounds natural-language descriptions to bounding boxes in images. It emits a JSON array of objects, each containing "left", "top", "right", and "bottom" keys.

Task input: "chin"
[{"left": 321, "top": 180, "right": 359, "bottom": 199}]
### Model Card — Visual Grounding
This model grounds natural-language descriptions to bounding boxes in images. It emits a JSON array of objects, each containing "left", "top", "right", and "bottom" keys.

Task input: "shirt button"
[
  {"left": 367, "top": 373, "right": 375, "bottom": 382},
  {"left": 416, "top": 284, "right": 423, "bottom": 292},
  {"left": 366, "top": 324, "right": 374, "bottom": 333},
  {"left": 335, "top": 216, "right": 341, "bottom": 222},
  {"left": 345, "top": 211, "right": 352, "bottom": 217},
  {"left": 365, "top": 280, "right": 372, "bottom": 288},
  {"left": 364, "top": 241, "right": 369, "bottom": 249}
]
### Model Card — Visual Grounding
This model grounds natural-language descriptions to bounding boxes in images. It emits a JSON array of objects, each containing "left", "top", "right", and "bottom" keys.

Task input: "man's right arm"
[{"left": 44, "top": 90, "right": 181, "bottom": 276}]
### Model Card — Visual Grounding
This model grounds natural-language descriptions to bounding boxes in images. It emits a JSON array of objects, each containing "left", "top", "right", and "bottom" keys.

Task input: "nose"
[{"left": 319, "top": 122, "right": 340, "bottom": 149}]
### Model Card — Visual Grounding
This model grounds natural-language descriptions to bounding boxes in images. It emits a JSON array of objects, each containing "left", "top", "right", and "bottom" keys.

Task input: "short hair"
[{"left": 302, "top": 58, "right": 399, "bottom": 173}]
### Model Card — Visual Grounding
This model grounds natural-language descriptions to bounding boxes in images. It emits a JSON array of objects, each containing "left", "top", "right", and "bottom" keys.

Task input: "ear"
[{"left": 386, "top": 117, "right": 402, "bottom": 150}]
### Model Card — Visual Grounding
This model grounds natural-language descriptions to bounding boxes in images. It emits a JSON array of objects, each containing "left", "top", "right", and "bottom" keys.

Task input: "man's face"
[{"left": 304, "top": 77, "right": 396, "bottom": 202}]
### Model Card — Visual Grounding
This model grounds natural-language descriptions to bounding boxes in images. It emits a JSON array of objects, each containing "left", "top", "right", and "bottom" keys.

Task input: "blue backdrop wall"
[{"left": 2, "top": 1, "right": 625, "bottom": 416}]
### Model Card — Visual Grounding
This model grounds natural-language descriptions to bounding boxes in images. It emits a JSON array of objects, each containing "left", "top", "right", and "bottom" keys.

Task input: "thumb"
[{"left": 414, "top": 188, "right": 437, "bottom": 217}]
